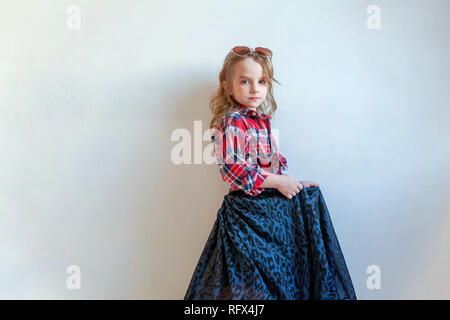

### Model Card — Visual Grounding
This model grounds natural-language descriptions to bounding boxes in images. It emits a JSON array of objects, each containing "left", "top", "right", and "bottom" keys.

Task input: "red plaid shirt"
[{"left": 211, "top": 104, "right": 288, "bottom": 195}]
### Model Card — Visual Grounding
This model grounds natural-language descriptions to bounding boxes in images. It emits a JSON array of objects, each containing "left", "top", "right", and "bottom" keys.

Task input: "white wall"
[{"left": 0, "top": 0, "right": 449, "bottom": 299}]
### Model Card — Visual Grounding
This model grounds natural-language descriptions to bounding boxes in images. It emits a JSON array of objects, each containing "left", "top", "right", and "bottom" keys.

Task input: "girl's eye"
[{"left": 240, "top": 80, "right": 267, "bottom": 84}]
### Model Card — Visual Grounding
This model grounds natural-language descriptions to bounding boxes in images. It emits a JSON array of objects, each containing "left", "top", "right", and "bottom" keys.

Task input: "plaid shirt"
[{"left": 211, "top": 104, "right": 288, "bottom": 195}]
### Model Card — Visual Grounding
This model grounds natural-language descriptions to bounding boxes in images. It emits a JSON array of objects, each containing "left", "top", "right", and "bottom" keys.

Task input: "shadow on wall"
[{"left": 103, "top": 63, "right": 229, "bottom": 299}]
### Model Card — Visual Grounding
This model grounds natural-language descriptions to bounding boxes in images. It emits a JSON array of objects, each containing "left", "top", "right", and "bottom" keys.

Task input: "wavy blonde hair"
[{"left": 209, "top": 49, "right": 281, "bottom": 130}]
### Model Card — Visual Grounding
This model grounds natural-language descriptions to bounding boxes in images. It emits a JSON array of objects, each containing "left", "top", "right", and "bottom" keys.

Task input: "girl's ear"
[{"left": 222, "top": 80, "right": 228, "bottom": 93}]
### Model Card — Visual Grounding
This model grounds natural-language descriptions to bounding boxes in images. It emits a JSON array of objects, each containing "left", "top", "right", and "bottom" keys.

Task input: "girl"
[{"left": 184, "top": 46, "right": 356, "bottom": 300}]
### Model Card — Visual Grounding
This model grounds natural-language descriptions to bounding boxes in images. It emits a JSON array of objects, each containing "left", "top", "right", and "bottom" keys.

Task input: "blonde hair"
[{"left": 208, "top": 50, "right": 281, "bottom": 130}]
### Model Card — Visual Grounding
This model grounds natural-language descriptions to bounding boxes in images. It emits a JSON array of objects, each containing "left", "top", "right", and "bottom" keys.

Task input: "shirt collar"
[{"left": 236, "top": 104, "right": 272, "bottom": 120}]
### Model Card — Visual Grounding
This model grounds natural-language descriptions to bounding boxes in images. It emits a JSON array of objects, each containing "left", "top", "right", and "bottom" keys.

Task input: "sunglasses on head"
[
  {"left": 230, "top": 46, "right": 273, "bottom": 59},
  {"left": 223, "top": 46, "right": 273, "bottom": 80}
]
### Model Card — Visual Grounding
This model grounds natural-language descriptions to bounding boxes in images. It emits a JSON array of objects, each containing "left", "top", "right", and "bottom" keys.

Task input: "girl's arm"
[
  {"left": 211, "top": 117, "right": 270, "bottom": 195},
  {"left": 259, "top": 172, "right": 282, "bottom": 189}
]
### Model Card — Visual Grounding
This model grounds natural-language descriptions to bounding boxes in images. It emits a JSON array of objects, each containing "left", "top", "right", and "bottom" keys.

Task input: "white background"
[{"left": 0, "top": 0, "right": 449, "bottom": 299}]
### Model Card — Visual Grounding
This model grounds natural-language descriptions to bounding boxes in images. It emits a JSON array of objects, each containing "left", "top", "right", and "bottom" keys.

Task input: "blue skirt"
[{"left": 184, "top": 187, "right": 357, "bottom": 300}]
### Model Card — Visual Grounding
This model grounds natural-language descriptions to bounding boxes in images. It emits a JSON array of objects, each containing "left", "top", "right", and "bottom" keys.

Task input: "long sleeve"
[{"left": 211, "top": 117, "right": 269, "bottom": 195}]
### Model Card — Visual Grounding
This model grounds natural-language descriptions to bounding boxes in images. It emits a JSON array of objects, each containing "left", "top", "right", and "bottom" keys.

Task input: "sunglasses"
[{"left": 230, "top": 46, "right": 273, "bottom": 60}]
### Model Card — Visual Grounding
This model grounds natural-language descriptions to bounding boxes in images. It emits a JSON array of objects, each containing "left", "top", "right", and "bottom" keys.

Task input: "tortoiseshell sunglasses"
[{"left": 230, "top": 46, "right": 273, "bottom": 60}]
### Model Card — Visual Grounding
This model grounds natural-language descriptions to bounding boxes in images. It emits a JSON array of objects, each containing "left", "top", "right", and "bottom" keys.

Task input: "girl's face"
[{"left": 223, "top": 57, "right": 268, "bottom": 110}]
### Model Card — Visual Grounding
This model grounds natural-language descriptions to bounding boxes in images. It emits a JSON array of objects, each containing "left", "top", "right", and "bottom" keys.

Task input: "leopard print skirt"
[{"left": 184, "top": 186, "right": 357, "bottom": 300}]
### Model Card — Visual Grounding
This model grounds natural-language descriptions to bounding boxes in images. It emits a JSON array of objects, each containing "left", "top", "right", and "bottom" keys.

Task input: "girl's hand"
[
  {"left": 298, "top": 180, "right": 320, "bottom": 188},
  {"left": 275, "top": 175, "right": 303, "bottom": 199}
]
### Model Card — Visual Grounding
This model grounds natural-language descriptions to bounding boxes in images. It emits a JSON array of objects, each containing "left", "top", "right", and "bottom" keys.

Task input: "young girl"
[{"left": 184, "top": 46, "right": 356, "bottom": 300}]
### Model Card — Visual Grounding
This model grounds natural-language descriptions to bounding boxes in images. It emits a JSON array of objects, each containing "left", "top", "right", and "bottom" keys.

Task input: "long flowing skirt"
[{"left": 184, "top": 186, "right": 357, "bottom": 300}]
